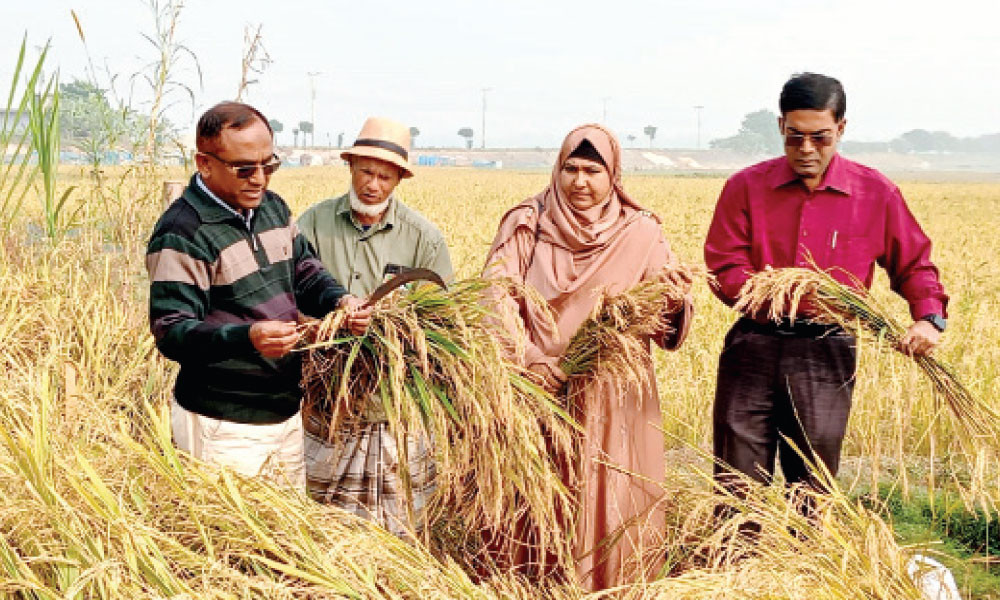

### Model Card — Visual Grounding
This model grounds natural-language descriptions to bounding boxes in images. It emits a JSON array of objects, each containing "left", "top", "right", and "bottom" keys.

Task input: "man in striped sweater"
[{"left": 146, "top": 101, "right": 370, "bottom": 487}]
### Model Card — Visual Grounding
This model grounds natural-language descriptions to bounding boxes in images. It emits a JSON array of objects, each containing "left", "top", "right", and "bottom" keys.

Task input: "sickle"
[{"left": 364, "top": 268, "right": 447, "bottom": 307}]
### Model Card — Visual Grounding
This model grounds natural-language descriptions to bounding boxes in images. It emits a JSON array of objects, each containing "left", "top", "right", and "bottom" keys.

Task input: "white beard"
[{"left": 349, "top": 186, "right": 392, "bottom": 218}]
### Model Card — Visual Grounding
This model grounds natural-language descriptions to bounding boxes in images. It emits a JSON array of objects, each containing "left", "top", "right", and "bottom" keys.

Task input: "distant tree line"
[
  {"left": 59, "top": 79, "right": 173, "bottom": 163},
  {"left": 841, "top": 130, "right": 1000, "bottom": 154},
  {"left": 711, "top": 108, "right": 1000, "bottom": 155},
  {"left": 709, "top": 109, "right": 782, "bottom": 155},
  {"left": 62, "top": 86, "right": 1000, "bottom": 156}
]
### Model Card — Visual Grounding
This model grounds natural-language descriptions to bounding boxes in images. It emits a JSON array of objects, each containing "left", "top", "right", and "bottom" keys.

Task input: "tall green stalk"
[
  {"left": 28, "top": 62, "right": 79, "bottom": 241},
  {"left": 0, "top": 36, "right": 46, "bottom": 232}
]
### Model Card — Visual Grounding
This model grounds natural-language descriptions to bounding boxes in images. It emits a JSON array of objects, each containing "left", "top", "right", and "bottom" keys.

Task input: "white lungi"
[{"left": 171, "top": 398, "right": 306, "bottom": 489}]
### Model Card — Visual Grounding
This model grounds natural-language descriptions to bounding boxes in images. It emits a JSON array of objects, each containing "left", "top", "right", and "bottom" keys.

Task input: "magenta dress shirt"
[{"left": 704, "top": 154, "right": 948, "bottom": 320}]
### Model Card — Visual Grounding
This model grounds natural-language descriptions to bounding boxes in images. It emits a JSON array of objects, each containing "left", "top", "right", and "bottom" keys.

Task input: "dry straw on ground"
[{"left": 620, "top": 462, "right": 930, "bottom": 600}]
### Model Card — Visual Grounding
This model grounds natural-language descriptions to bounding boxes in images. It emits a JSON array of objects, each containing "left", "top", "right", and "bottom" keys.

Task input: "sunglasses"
[
  {"left": 200, "top": 151, "right": 281, "bottom": 179},
  {"left": 784, "top": 131, "right": 837, "bottom": 148}
]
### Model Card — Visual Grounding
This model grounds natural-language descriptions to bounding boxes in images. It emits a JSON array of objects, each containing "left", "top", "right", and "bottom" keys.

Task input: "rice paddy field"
[{"left": 2, "top": 164, "right": 999, "bottom": 598}]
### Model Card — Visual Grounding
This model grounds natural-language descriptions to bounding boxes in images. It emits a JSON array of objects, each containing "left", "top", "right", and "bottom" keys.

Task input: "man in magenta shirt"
[{"left": 704, "top": 72, "right": 948, "bottom": 494}]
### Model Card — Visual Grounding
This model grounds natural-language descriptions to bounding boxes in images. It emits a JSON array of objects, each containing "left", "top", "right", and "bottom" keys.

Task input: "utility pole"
[
  {"left": 602, "top": 97, "right": 610, "bottom": 124},
  {"left": 693, "top": 105, "right": 704, "bottom": 150},
  {"left": 481, "top": 87, "right": 492, "bottom": 149},
  {"left": 307, "top": 71, "right": 321, "bottom": 147}
]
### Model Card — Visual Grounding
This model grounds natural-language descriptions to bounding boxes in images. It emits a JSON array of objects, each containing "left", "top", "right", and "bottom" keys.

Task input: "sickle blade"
[{"left": 364, "top": 268, "right": 447, "bottom": 306}]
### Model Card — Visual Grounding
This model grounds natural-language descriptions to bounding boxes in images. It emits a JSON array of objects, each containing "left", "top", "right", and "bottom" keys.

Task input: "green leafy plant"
[
  {"left": 0, "top": 36, "right": 46, "bottom": 232},
  {"left": 136, "top": 0, "right": 201, "bottom": 167},
  {"left": 29, "top": 63, "right": 82, "bottom": 241}
]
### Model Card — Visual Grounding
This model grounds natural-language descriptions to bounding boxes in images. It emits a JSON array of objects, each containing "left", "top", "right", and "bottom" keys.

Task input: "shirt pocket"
[{"left": 832, "top": 234, "right": 875, "bottom": 284}]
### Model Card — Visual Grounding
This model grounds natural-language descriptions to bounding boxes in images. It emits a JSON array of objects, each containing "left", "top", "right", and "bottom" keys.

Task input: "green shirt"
[{"left": 297, "top": 193, "right": 454, "bottom": 296}]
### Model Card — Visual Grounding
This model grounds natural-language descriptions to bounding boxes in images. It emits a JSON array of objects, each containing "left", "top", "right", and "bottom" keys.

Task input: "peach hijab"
[{"left": 489, "top": 124, "right": 661, "bottom": 358}]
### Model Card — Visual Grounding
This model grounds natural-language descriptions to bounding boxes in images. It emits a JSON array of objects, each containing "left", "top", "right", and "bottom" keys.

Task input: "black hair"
[
  {"left": 196, "top": 101, "right": 273, "bottom": 152},
  {"left": 567, "top": 138, "right": 607, "bottom": 167},
  {"left": 779, "top": 73, "right": 847, "bottom": 121}
]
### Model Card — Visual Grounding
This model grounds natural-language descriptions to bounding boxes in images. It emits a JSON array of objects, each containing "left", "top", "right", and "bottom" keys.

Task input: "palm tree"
[
  {"left": 643, "top": 125, "right": 657, "bottom": 149},
  {"left": 457, "top": 127, "right": 473, "bottom": 149},
  {"left": 268, "top": 119, "right": 283, "bottom": 144},
  {"left": 299, "top": 121, "right": 313, "bottom": 147}
]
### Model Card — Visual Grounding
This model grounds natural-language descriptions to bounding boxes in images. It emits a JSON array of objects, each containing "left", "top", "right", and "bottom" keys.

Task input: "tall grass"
[
  {"left": 137, "top": 0, "right": 200, "bottom": 167},
  {"left": 0, "top": 37, "right": 45, "bottom": 233}
]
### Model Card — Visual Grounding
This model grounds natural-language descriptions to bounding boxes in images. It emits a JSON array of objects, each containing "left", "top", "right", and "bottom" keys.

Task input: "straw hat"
[{"left": 341, "top": 117, "right": 413, "bottom": 178}]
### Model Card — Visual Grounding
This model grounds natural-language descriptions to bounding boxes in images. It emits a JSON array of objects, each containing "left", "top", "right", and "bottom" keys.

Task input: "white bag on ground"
[{"left": 907, "top": 554, "right": 962, "bottom": 600}]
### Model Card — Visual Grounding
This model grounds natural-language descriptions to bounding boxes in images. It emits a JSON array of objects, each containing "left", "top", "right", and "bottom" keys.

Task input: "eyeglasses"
[
  {"left": 200, "top": 151, "right": 281, "bottom": 179},
  {"left": 784, "top": 131, "right": 837, "bottom": 148}
]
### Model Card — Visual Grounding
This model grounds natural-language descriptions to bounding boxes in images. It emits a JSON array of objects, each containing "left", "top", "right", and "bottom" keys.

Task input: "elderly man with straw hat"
[{"left": 297, "top": 116, "right": 453, "bottom": 535}]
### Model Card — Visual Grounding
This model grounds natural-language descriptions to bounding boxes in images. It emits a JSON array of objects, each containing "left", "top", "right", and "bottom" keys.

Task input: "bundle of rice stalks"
[
  {"left": 298, "top": 277, "right": 580, "bottom": 574},
  {"left": 560, "top": 266, "right": 696, "bottom": 394},
  {"left": 734, "top": 264, "right": 1000, "bottom": 454}
]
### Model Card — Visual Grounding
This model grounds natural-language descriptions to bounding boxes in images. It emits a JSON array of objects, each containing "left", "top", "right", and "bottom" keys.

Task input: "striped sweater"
[{"left": 146, "top": 174, "right": 347, "bottom": 423}]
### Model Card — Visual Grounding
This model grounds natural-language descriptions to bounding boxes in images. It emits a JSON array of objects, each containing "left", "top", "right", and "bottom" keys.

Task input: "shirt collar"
[
  {"left": 339, "top": 186, "right": 397, "bottom": 232},
  {"left": 769, "top": 153, "right": 851, "bottom": 195},
  {"left": 195, "top": 173, "right": 254, "bottom": 226}
]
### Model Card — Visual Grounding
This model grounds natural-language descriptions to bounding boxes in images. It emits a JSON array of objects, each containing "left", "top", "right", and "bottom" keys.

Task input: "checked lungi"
[
  {"left": 713, "top": 317, "right": 858, "bottom": 490},
  {"left": 303, "top": 411, "right": 436, "bottom": 537}
]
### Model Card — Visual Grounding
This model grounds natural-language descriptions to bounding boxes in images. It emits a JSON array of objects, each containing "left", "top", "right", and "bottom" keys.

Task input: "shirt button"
[
  {"left": 354, "top": 273, "right": 361, "bottom": 279},
  {"left": 801, "top": 230, "right": 808, "bottom": 237}
]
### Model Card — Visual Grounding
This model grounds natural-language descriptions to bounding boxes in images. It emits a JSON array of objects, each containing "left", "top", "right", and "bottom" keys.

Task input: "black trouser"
[{"left": 713, "top": 318, "right": 857, "bottom": 491}]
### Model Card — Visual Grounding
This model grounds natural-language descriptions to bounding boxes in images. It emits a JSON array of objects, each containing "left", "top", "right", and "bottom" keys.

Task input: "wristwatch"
[{"left": 920, "top": 313, "right": 947, "bottom": 332}]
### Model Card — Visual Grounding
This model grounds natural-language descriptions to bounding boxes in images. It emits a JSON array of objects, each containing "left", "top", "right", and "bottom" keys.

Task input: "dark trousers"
[{"left": 713, "top": 318, "right": 857, "bottom": 490}]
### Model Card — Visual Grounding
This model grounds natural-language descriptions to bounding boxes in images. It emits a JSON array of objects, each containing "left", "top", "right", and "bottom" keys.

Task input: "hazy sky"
[{"left": 3, "top": 0, "right": 998, "bottom": 149}]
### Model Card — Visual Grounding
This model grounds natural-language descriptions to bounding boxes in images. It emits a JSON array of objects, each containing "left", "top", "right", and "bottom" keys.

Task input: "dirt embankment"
[{"left": 278, "top": 146, "right": 1000, "bottom": 180}]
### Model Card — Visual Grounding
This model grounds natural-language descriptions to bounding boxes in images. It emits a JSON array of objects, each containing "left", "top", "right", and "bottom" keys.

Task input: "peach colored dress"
[{"left": 484, "top": 124, "right": 692, "bottom": 591}]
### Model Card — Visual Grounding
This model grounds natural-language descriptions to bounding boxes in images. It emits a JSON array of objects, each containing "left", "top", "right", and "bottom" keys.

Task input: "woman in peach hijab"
[{"left": 483, "top": 124, "right": 693, "bottom": 590}]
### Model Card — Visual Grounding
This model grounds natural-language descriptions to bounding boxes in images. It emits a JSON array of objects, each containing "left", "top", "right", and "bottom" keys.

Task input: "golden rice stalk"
[
  {"left": 560, "top": 265, "right": 697, "bottom": 395},
  {"left": 0, "top": 384, "right": 573, "bottom": 599},
  {"left": 735, "top": 263, "right": 1000, "bottom": 454},
  {"left": 613, "top": 460, "right": 931, "bottom": 600},
  {"left": 298, "top": 277, "right": 579, "bottom": 574}
]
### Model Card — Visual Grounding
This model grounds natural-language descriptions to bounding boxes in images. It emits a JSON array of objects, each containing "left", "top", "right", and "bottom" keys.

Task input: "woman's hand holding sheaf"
[{"left": 527, "top": 358, "right": 568, "bottom": 395}]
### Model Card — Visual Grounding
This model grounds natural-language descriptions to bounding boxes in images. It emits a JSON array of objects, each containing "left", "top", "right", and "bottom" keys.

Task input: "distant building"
[{"left": 0, "top": 109, "right": 30, "bottom": 136}]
